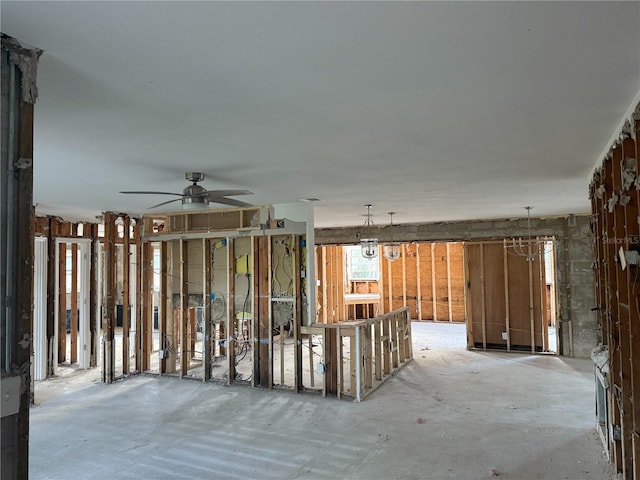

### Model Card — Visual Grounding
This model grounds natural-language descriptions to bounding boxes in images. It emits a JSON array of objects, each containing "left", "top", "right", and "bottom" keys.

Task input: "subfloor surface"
[{"left": 30, "top": 322, "right": 613, "bottom": 480}]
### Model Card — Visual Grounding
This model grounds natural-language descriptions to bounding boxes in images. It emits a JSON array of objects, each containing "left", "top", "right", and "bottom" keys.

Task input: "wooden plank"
[
  {"left": 46, "top": 219, "right": 57, "bottom": 374},
  {"left": 160, "top": 241, "right": 169, "bottom": 374},
  {"left": 227, "top": 238, "right": 235, "bottom": 384},
  {"left": 57, "top": 242, "right": 67, "bottom": 363},
  {"left": 464, "top": 244, "right": 483, "bottom": 349},
  {"left": 70, "top": 242, "right": 78, "bottom": 364},
  {"left": 401, "top": 244, "right": 407, "bottom": 308},
  {"left": 134, "top": 226, "right": 143, "bottom": 373},
  {"left": 122, "top": 216, "right": 130, "bottom": 375},
  {"left": 140, "top": 242, "right": 151, "bottom": 372},
  {"left": 449, "top": 243, "right": 466, "bottom": 322},
  {"left": 180, "top": 239, "right": 188, "bottom": 377},
  {"left": 374, "top": 319, "right": 382, "bottom": 381},
  {"left": 103, "top": 212, "right": 117, "bottom": 383},
  {"left": 203, "top": 239, "right": 212, "bottom": 381},
  {"left": 257, "top": 236, "right": 271, "bottom": 387},
  {"left": 503, "top": 241, "right": 511, "bottom": 352},
  {"left": 446, "top": 243, "right": 453, "bottom": 322},
  {"left": 431, "top": 243, "right": 437, "bottom": 321},
  {"left": 415, "top": 243, "right": 422, "bottom": 320},
  {"left": 294, "top": 235, "right": 303, "bottom": 392},
  {"left": 434, "top": 243, "right": 449, "bottom": 322}
]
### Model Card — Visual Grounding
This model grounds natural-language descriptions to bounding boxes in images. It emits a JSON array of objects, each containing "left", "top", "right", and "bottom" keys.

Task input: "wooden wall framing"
[
  {"left": 316, "top": 242, "right": 466, "bottom": 324},
  {"left": 464, "top": 240, "right": 550, "bottom": 353},
  {"left": 589, "top": 105, "right": 640, "bottom": 479}
]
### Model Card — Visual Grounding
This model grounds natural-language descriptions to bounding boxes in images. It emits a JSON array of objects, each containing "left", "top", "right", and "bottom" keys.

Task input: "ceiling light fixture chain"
[
  {"left": 360, "top": 204, "right": 378, "bottom": 259},
  {"left": 383, "top": 211, "right": 400, "bottom": 261}
]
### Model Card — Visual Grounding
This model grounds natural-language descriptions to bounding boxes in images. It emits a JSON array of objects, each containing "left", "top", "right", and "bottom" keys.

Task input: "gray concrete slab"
[{"left": 30, "top": 322, "right": 613, "bottom": 479}]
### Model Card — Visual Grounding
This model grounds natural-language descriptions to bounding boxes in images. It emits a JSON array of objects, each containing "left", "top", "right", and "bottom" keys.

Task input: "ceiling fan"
[{"left": 120, "top": 172, "right": 253, "bottom": 210}]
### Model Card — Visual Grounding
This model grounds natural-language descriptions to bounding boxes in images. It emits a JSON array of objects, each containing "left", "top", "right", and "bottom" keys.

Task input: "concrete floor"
[{"left": 30, "top": 322, "right": 613, "bottom": 480}]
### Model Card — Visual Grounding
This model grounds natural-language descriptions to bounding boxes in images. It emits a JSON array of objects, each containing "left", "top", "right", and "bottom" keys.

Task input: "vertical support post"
[
  {"left": 431, "top": 243, "right": 437, "bottom": 321},
  {"left": 227, "top": 238, "right": 235, "bottom": 384},
  {"left": 160, "top": 241, "right": 168, "bottom": 374},
  {"left": 89, "top": 223, "right": 99, "bottom": 368},
  {"left": 401, "top": 244, "right": 407, "bottom": 308},
  {"left": 416, "top": 244, "right": 422, "bottom": 320},
  {"left": 480, "top": 243, "right": 487, "bottom": 350},
  {"left": 180, "top": 239, "right": 188, "bottom": 377},
  {"left": 503, "top": 240, "right": 511, "bottom": 352},
  {"left": 102, "top": 212, "right": 116, "bottom": 383},
  {"left": 203, "top": 239, "right": 211, "bottom": 381},
  {"left": 46, "top": 218, "right": 56, "bottom": 375},
  {"left": 355, "top": 325, "right": 361, "bottom": 403},
  {"left": 70, "top": 241, "right": 78, "bottom": 364},
  {"left": 446, "top": 243, "right": 453, "bottom": 322},
  {"left": 294, "top": 235, "right": 303, "bottom": 392},
  {"left": 141, "top": 241, "right": 152, "bottom": 372},
  {"left": 57, "top": 242, "right": 67, "bottom": 363},
  {"left": 122, "top": 216, "right": 130, "bottom": 375},
  {"left": 1, "top": 36, "right": 41, "bottom": 479}
]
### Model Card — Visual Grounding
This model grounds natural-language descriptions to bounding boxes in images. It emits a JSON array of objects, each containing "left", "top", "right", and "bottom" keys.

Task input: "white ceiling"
[{"left": 2, "top": 1, "right": 639, "bottom": 228}]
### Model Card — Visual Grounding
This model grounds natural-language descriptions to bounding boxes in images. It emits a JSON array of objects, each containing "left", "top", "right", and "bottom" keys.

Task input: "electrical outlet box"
[
  {"left": 158, "top": 350, "right": 165, "bottom": 359},
  {"left": 502, "top": 331, "right": 508, "bottom": 340}
]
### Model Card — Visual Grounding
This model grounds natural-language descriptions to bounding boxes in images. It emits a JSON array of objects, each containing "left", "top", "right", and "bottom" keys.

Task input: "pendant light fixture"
[
  {"left": 508, "top": 206, "right": 549, "bottom": 262},
  {"left": 360, "top": 204, "right": 378, "bottom": 259},
  {"left": 383, "top": 212, "right": 400, "bottom": 261}
]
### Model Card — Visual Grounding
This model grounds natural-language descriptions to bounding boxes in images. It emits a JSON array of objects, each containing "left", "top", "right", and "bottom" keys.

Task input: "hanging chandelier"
[
  {"left": 508, "top": 206, "right": 548, "bottom": 262},
  {"left": 360, "top": 204, "right": 378, "bottom": 259},
  {"left": 383, "top": 212, "right": 400, "bottom": 261}
]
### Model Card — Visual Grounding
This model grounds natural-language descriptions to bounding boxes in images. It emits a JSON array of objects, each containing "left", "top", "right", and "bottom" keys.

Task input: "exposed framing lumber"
[
  {"left": 89, "top": 223, "right": 99, "bottom": 368},
  {"left": 203, "top": 238, "right": 212, "bottom": 381},
  {"left": 102, "top": 212, "right": 116, "bottom": 383},
  {"left": 503, "top": 240, "right": 511, "bottom": 352},
  {"left": 227, "top": 238, "right": 235, "bottom": 384},
  {"left": 611, "top": 144, "right": 634, "bottom": 477},
  {"left": 446, "top": 243, "right": 453, "bottom": 322},
  {"left": 141, "top": 241, "right": 152, "bottom": 372},
  {"left": 629, "top": 122, "right": 640, "bottom": 475},
  {"left": 180, "top": 239, "right": 189, "bottom": 377},
  {"left": 431, "top": 243, "right": 437, "bottom": 322},
  {"left": 70, "top": 241, "right": 78, "bottom": 363},
  {"left": 160, "top": 241, "right": 169, "bottom": 374},
  {"left": 57, "top": 242, "right": 67, "bottom": 363},
  {"left": 122, "top": 216, "right": 130, "bottom": 375},
  {"left": 415, "top": 244, "right": 422, "bottom": 320}
]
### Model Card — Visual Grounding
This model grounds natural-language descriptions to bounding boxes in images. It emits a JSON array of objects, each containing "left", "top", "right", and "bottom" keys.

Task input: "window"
[{"left": 344, "top": 245, "right": 379, "bottom": 281}]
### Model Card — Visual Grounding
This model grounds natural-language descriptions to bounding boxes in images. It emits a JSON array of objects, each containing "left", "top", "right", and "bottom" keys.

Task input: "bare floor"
[{"left": 30, "top": 322, "right": 613, "bottom": 480}]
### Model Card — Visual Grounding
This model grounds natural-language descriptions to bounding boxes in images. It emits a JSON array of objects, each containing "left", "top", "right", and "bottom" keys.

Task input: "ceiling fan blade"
[
  {"left": 148, "top": 198, "right": 183, "bottom": 209},
  {"left": 204, "top": 189, "right": 253, "bottom": 197},
  {"left": 120, "top": 191, "right": 183, "bottom": 196},
  {"left": 208, "top": 196, "right": 253, "bottom": 208}
]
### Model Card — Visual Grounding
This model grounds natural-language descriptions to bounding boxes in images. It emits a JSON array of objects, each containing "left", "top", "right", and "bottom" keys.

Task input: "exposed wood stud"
[{"left": 431, "top": 243, "right": 437, "bottom": 322}]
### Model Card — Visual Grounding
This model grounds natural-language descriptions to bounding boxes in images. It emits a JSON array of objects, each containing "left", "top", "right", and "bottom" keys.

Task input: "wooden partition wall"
[
  {"left": 316, "top": 242, "right": 465, "bottom": 323},
  {"left": 589, "top": 106, "right": 640, "bottom": 479},
  {"left": 465, "top": 240, "right": 551, "bottom": 353}
]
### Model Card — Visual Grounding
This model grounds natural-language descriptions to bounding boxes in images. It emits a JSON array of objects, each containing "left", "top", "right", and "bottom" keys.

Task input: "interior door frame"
[{"left": 53, "top": 237, "right": 91, "bottom": 374}]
